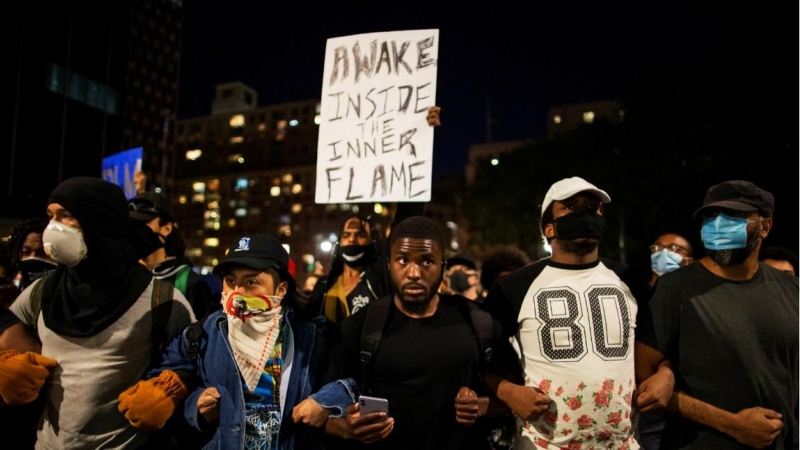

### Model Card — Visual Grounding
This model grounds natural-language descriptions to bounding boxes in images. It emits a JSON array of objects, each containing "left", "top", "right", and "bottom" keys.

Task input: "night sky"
[
  {"left": 178, "top": 4, "right": 798, "bottom": 248},
  {"left": 178, "top": 4, "right": 662, "bottom": 176}
]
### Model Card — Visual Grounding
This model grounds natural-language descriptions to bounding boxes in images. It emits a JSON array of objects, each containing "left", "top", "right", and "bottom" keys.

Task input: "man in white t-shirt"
[{"left": 484, "top": 176, "right": 660, "bottom": 449}]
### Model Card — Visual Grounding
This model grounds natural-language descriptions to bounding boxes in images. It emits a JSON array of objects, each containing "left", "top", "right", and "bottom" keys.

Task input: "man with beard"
[
  {"left": 482, "top": 176, "right": 653, "bottom": 449},
  {"left": 292, "top": 216, "right": 515, "bottom": 449},
  {"left": 635, "top": 180, "right": 798, "bottom": 449},
  {"left": 311, "top": 214, "right": 390, "bottom": 325}
]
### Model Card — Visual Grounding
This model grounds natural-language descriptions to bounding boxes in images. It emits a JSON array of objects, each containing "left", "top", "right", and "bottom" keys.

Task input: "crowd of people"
[{"left": 0, "top": 163, "right": 797, "bottom": 450}]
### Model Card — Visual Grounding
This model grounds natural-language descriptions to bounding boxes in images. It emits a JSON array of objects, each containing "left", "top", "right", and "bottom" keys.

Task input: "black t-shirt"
[
  {"left": 638, "top": 262, "right": 799, "bottom": 449},
  {"left": 324, "top": 294, "right": 511, "bottom": 450}
]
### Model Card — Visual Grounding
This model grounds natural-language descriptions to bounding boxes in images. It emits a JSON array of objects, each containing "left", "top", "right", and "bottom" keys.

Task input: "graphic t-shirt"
[
  {"left": 243, "top": 329, "right": 284, "bottom": 450},
  {"left": 486, "top": 258, "right": 640, "bottom": 450}
]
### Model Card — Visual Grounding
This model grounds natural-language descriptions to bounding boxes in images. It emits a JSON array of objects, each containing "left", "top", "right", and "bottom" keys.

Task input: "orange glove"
[
  {"left": 118, "top": 370, "right": 189, "bottom": 431},
  {"left": 0, "top": 350, "right": 57, "bottom": 405}
]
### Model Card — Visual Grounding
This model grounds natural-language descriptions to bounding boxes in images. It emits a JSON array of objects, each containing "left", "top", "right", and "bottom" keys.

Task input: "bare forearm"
[{"left": 668, "top": 390, "right": 734, "bottom": 434}]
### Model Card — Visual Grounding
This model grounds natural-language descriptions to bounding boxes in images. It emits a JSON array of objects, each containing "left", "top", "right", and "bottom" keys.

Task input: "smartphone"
[{"left": 358, "top": 395, "right": 389, "bottom": 415}]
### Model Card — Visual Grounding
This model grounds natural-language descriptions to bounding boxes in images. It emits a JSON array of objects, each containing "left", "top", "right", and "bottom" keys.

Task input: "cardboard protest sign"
[{"left": 315, "top": 29, "right": 439, "bottom": 204}]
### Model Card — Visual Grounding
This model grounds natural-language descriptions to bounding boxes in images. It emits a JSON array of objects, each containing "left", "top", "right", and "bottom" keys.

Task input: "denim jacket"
[{"left": 149, "top": 306, "right": 343, "bottom": 449}]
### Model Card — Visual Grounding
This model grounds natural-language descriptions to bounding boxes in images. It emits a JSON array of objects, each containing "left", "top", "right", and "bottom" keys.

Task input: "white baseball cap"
[{"left": 541, "top": 177, "right": 611, "bottom": 218}]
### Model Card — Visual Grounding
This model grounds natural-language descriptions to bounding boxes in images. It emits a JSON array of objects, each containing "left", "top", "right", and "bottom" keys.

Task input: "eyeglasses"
[{"left": 650, "top": 243, "right": 689, "bottom": 255}]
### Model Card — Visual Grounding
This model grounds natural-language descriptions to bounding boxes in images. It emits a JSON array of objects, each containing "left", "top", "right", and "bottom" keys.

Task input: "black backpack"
[{"left": 358, "top": 295, "right": 494, "bottom": 394}]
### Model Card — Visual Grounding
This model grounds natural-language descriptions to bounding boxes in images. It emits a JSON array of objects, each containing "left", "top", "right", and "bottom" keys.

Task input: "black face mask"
[
  {"left": 449, "top": 270, "right": 473, "bottom": 294},
  {"left": 18, "top": 257, "right": 58, "bottom": 289},
  {"left": 553, "top": 208, "right": 606, "bottom": 241},
  {"left": 129, "top": 220, "right": 165, "bottom": 259},
  {"left": 340, "top": 244, "right": 375, "bottom": 266}
]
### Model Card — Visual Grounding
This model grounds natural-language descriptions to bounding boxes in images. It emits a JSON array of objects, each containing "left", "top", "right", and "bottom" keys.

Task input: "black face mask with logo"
[
  {"left": 553, "top": 208, "right": 606, "bottom": 241},
  {"left": 18, "top": 257, "right": 58, "bottom": 289},
  {"left": 340, "top": 244, "right": 375, "bottom": 266}
]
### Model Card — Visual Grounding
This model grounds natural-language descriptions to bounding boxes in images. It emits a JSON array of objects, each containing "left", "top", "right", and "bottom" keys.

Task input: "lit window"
[
  {"left": 234, "top": 208, "right": 247, "bottom": 217},
  {"left": 289, "top": 119, "right": 299, "bottom": 127},
  {"left": 186, "top": 248, "right": 202, "bottom": 258},
  {"left": 192, "top": 193, "right": 205, "bottom": 203},
  {"left": 186, "top": 149, "right": 202, "bottom": 160},
  {"left": 227, "top": 153, "right": 243, "bottom": 163},
  {"left": 553, "top": 115, "right": 562, "bottom": 124},
  {"left": 204, "top": 238, "right": 220, "bottom": 248},
  {"left": 192, "top": 182, "right": 206, "bottom": 193},
  {"left": 178, "top": 195, "right": 187, "bottom": 204},
  {"left": 279, "top": 225, "right": 291, "bottom": 236},
  {"left": 491, "top": 158, "right": 499, "bottom": 166},
  {"left": 229, "top": 114, "right": 245, "bottom": 127},
  {"left": 270, "top": 186, "right": 281, "bottom": 197},
  {"left": 227, "top": 218, "right": 236, "bottom": 227},
  {"left": 235, "top": 178, "right": 248, "bottom": 191},
  {"left": 291, "top": 183, "right": 302, "bottom": 194},
  {"left": 291, "top": 203, "right": 302, "bottom": 213},
  {"left": 258, "top": 123, "right": 266, "bottom": 131},
  {"left": 230, "top": 136, "right": 244, "bottom": 144},
  {"left": 282, "top": 173, "right": 293, "bottom": 184},
  {"left": 582, "top": 111, "right": 595, "bottom": 123},
  {"left": 208, "top": 179, "right": 220, "bottom": 191}
]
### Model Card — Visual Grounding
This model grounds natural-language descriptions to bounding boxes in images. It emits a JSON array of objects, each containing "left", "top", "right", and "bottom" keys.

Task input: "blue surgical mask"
[
  {"left": 651, "top": 249, "right": 683, "bottom": 276},
  {"left": 700, "top": 214, "right": 749, "bottom": 250}
]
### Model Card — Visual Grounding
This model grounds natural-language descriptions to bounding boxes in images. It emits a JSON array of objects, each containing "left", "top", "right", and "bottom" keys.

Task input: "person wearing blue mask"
[
  {"left": 636, "top": 180, "right": 798, "bottom": 449},
  {"left": 637, "top": 232, "right": 695, "bottom": 450},
  {"left": 648, "top": 233, "right": 694, "bottom": 287}
]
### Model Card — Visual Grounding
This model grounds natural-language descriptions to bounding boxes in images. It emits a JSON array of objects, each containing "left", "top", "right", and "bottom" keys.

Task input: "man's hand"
[
  {"left": 722, "top": 407, "right": 783, "bottom": 449},
  {"left": 497, "top": 380, "right": 552, "bottom": 421},
  {"left": 636, "top": 364, "right": 674, "bottom": 412},
  {"left": 0, "top": 350, "right": 57, "bottom": 405},
  {"left": 455, "top": 386, "right": 481, "bottom": 426},
  {"left": 197, "top": 387, "right": 221, "bottom": 423},
  {"left": 325, "top": 402, "right": 393, "bottom": 444},
  {"left": 426, "top": 106, "right": 441, "bottom": 127},
  {"left": 292, "top": 397, "right": 331, "bottom": 428}
]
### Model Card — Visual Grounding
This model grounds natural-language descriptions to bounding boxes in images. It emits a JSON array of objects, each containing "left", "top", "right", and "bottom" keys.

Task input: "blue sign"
[{"left": 101, "top": 147, "right": 142, "bottom": 199}]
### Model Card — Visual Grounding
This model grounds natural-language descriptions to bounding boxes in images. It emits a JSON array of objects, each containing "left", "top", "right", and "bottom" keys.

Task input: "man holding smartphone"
[{"left": 293, "top": 216, "right": 517, "bottom": 449}]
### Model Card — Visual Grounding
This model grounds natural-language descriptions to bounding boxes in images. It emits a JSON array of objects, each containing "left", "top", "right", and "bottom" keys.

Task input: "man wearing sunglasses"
[
  {"left": 129, "top": 191, "right": 216, "bottom": 319},
  {"left": 636, "top": 180, "right": 798, "bottom": 449}
]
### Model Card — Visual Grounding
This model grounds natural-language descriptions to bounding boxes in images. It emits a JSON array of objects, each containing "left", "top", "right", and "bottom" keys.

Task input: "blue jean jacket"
[{"left": 149, "top": 307, "right": 344, "bottom": 450}]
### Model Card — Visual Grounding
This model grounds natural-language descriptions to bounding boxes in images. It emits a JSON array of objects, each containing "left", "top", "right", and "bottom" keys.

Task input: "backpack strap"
[
  {"left": 28, "top": 277, "right": 47, "bottom": 334},
  {"left": 186, "top": 318, "right": 206, "bottom": 369},
  {"left": 150, "top": 278, "right": 174, "bottom": 366},
  {"left": 464, "top": 299, "right": 494, "bottom": 364},
  {"left": 174, "top": 266, "right": 191, "bottom": 296},
  {"left": 359, "top": 296, "right": 392, "bottom": 394}
]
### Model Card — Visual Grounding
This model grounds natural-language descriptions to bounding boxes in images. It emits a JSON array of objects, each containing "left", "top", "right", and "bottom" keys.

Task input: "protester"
[
  {"left": 441, "top": 253, "right": 481, "bottom": 301},
  {"left": 636, "top": 180, "right": 798, "bottom": 449},
  {"left": 129, "top": 191, "right": 216, "bottom": 319},
  {"left": 6, "top": 218, "right": 57, "bottom": 292},
  {"left": 118, "top": 233, "right": 336, "bottom": 449},
  {"left": 7, "top": 176, "right": 195, "bottom": 449},
  {"left": 310, "top": 213, "right": 390, "bottom": 325},
  {"left": 483, "top": 176, "right": 658, "bottom": 449},
  {"left": 293, "top": 216, "right": 516, "bottom": 449},
  {"left": 648, "top": 232, "right": 694, "bottom": 287}
]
